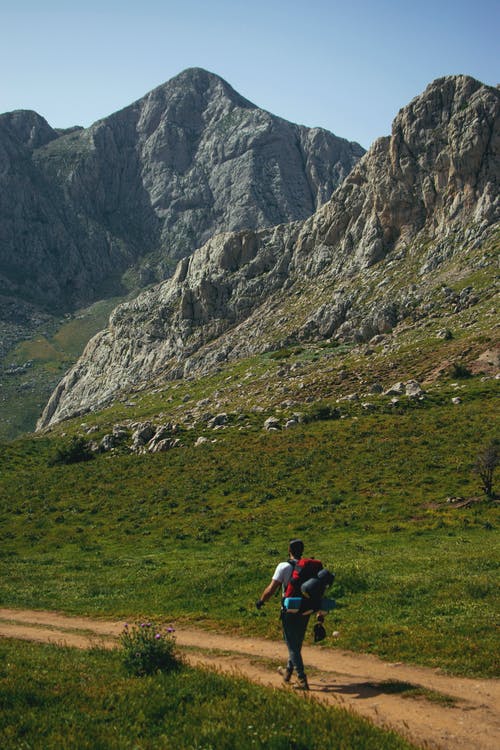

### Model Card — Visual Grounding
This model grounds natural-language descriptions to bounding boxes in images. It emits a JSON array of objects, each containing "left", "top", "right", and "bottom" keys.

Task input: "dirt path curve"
[{"left": 0, "top": 609, "right": 498, "bottom": 750}]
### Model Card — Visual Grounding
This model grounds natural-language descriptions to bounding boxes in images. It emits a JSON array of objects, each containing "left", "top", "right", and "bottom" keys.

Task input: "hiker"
[{"left": 256, "top": 538, "right": 311, "bottom": 690}]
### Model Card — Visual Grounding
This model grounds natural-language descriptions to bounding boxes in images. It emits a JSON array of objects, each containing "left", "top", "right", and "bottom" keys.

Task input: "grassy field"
[
  {"left": 0, "top": 373, "right": 498, "bottom": 678},
  {"left": 0, "top": 639, "right": 419, "bottom": 750},
  {"left": 0, "top": 298, "right": 122, "bottom": 440}
]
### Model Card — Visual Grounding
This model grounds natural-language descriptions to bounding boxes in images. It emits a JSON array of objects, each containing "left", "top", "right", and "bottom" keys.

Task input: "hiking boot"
[
  {"left": 293, "top": 676, "right": 309, "bottom": 691},
  {"left": 277, "top": 665, "right": 293, "bottom": 683}
]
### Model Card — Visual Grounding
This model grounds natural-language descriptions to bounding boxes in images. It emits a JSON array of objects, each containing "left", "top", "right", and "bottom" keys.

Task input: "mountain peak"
[
  {"left": 0, "top": 66, "right": 363, "bottom": 317},
  {"left": 0, "top": 109, "right": 59, "bottom": 149},
  {"left": 145, "top": 67, "right": 256, "bottom": 111},
  {"left": 393, "top": 74, "right": 498, "bottom": 136}
]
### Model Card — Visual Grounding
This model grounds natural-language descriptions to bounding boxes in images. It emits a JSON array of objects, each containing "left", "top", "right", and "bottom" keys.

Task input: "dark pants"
[{"left": 281, "top": 611, "right": 310, "bottom": 679}]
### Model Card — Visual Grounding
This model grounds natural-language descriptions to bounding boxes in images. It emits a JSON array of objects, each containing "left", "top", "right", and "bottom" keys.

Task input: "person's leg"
[
  {"left": 279, "top": 611, "right": 294, "bottom": 679},
  {"left": 282, "top": 613, "right": 310, "bottom": 679}
]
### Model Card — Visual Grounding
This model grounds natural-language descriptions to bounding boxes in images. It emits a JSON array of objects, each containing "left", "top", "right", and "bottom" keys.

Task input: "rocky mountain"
[
  {"left": 0, "top": 67, "right": 364, "bottom": 317},
  {"left": 37, "top": 75, "right": 499, "bottom": 429}
]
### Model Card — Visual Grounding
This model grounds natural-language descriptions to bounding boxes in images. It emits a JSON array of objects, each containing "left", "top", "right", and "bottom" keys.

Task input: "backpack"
[{"left": 283, "top": 558, "right": 335, "bottom": 614}]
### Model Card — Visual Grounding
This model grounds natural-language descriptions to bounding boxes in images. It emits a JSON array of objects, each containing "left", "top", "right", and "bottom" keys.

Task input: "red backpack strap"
[{"left": 284, "top": 559, "right": 299, "bottom": 598}]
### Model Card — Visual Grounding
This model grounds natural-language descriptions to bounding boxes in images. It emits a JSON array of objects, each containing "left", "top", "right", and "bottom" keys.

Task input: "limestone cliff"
[
  {"left": 0, "top": 68, "right": 363, "bottom": 314},
  {"left": 38, "top": 75, "right": 499, "bottom": 427}
]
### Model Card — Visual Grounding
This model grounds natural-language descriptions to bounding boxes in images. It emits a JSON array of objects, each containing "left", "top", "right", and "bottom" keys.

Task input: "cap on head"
[{"left": 289, "top": 539, "right": 304, "bottom": 558}]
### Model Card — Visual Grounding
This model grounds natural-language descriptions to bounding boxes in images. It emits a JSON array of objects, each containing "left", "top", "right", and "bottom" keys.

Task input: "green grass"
[
  {"left": 368, "top": 681, "right": 457, "bottom": 706},
  {"left": 0, "top": 298, "right": 122, "bottom": 440},
  {"left": 0, "top": 639, "right": 418, "bottom": 750},
  {"left": 0, "top": 376, "right": 498, "bottom": 677}
]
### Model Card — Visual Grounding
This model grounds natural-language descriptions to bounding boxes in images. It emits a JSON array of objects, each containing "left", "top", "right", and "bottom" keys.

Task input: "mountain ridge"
[
  {"left": 0, "top": 67, "right": 364, "bottom": 315},
  {"left": 37, "top": 74, "right": 499, "bottom": 428}
]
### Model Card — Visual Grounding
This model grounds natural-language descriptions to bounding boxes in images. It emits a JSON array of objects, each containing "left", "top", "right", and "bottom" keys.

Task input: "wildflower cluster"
[{"left": 120, "top": 621, "right": 180, "bottom": 676}]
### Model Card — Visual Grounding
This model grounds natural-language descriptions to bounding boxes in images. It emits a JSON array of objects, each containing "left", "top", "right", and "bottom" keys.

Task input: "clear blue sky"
[{"left": 1, "top": 0, "right": 498, "bottom": 148}]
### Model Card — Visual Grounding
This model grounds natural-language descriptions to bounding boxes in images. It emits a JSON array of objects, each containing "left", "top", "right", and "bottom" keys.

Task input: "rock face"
[
  {"left": 0, "top": 67, "right": 364, "bottom": 313},
  {"left": 38, "top": 75, "right": 500, "bottom": 428}
]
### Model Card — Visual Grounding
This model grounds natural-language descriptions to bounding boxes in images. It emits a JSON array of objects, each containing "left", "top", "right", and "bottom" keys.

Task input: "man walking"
[{"left": 256, "top": 539, "right": 310, "bottom": 690}]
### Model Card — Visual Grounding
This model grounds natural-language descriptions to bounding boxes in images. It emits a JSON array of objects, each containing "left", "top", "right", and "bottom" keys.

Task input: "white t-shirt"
[{"left": 272, "top": 561, "right": 294, "bottom": 592}]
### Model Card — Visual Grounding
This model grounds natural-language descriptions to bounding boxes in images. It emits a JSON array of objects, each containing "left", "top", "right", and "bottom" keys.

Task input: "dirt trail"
[{"left": 0, "top": 608, "right": 498, "bottom": 750}]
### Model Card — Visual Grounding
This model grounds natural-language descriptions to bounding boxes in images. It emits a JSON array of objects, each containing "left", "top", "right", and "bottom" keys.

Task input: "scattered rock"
[
  {"left": 150, "top": 425, "right": 173, "bottom": 443},
  {"left": 207, "top": 413, "right": 228, "bottom": 429},
  {"left": 149, "top": 438, "right": 181, "bottom": 453},
  {"left": 405, "top": 380, "right": 424, "bottom": 398},
  {"left": 384, "top": 380, "right": 424, "bottom": 398},
  {"left": 471, "top": 348, "right": 500, "bottom": 375},
  {"left": 131, "top": 422, "right": 156, "bottom": 446},
  {"left": 437, "top": 329, "right": 453, "bottom": 340},
  {"left": 264, "top": 417, "right": 281, "bottom": 431},
  {"left": 384, "top": 382, "right": 406, "bottom": 396},
  {"left": 100, "top": 434, "right": 118, "bottom": 452},
  {"left": 112, "top": 424, "right": 129, "bottom": 439},
  {"left": 451, "top": 397, "right": 462, "bottom": 405}
]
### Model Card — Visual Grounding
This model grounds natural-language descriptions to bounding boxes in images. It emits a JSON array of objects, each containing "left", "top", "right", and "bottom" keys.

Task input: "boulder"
[
  {"left": 112, "top": 425, "right": 129, "bottom": 439},
  {"left": 207, "top": 413, "right": 229, "bottom": 428},
  {"left": 149, "top": 438, "right": 180, "bottom": 453},
  {"left": 405, "top": 380, "right": 424, "bottom": 398},
  {"left": 384, "top": 382, "right": 406, "bottom": 396},
  {"left": 100, "top": 434, "right": 117, "bottom": 452},
  {"left": 437, "top": 328, "right": 453, "bottom": 340},
  {"left": 131, "top": 422, "right": 156, "bottom": 444},
  {"left": 264, "top": 417, "right": 281, "bottom": 431},
  {"left": 369, "top": 334, "right": 387, "bottom": 345},
  {"left": 151, "top": 425, "right": 173, "bottom": 443}
]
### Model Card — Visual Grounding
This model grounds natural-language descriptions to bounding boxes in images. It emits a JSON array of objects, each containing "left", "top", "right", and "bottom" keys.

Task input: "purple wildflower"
[{"left": 155, "top": 633, "right": 161, "bottom": 639}]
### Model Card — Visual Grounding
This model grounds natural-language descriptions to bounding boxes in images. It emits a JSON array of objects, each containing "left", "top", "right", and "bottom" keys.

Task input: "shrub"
[
  {"left": 306, "top": 403, "right": 341, "bottom": 422},
  {"left": 451, "top": 362, "right": 473, "bottom": 379},
  {"left": 474, "top": 440, "right": 499, "bottom": 498},
  {"left": 120, "top": 622, "right": 181, "bottom": 676},
  {"left": 48, "top": 436, "right": 94, "bottom": 466},
  {"left": 269, "top": 346, "right": 303, "bottom": 359}
]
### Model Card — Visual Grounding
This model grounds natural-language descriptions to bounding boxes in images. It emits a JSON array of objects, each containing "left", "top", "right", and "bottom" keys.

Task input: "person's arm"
[
  {"left": 261, "top": 578, "right": 281, "bottom": 602},
  {"left": 256, "top": 578, "right": 281, "bottom": 609}
]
